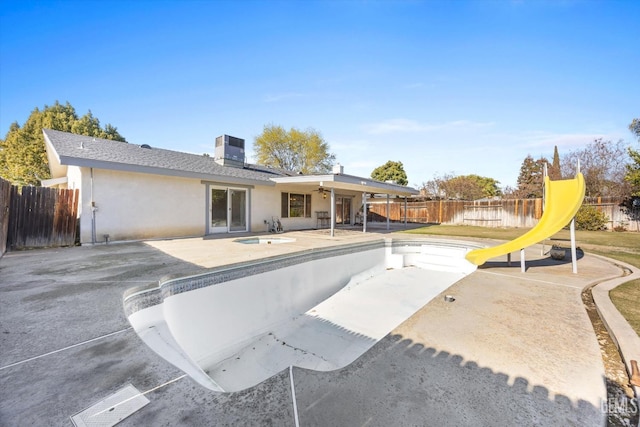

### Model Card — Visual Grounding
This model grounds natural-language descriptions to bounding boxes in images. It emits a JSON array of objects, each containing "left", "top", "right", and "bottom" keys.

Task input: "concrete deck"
[{"left": 0, "top": 228, "right": 636, "bottom": 426}]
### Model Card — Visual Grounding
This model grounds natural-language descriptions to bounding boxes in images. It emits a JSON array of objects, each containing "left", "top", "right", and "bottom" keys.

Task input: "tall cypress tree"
[{"left": 549, "top": 145, "right": 562, "bottom": 180}]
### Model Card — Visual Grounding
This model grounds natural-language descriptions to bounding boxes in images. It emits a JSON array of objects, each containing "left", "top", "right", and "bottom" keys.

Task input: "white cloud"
[
  {"left": 363, "top": 118, "right": 494, "bottom": 135},
  {"left": 486, "top": 129, "right": 624, "bottom": 151},
  {"left": 520, "top": 132, "right": 608, "bottom": 149}
]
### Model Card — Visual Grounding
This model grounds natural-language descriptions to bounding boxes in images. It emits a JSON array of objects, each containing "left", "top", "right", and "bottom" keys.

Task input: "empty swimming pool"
[{"left": 124, "top": 238, "right": 478, "bottom": 392}]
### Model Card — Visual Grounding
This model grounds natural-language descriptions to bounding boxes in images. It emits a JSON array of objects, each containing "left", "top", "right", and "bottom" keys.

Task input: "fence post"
[{"left": 0, "top": 178, "right": 10, "bottom": 256}]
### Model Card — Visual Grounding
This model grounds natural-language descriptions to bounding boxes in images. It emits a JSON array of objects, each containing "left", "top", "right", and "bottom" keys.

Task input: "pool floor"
[{"left": 202, "top": 266, "right": 465, "bottom": 391}]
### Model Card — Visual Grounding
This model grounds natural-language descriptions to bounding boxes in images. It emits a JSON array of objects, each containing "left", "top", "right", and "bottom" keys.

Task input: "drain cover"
[{"left": 70, "top": 384, "right": 149, "bottom": 427}]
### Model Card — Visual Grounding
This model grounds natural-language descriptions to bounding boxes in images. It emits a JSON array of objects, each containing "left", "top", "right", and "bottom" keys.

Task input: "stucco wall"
[
  {"left": 72, "top": 167, "right": 370, "bottom": 243},
  {"left": 78, "top": 168, "right": 206, "bottom": 243},
  {"left": 250, "top": 185, "right": 281, "bottom": 233}
]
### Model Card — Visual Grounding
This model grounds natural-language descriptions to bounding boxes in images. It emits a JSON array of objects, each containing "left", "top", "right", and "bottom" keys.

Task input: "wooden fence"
[
  {"left": 368, "top": 196, "right": 639, "bottom": 231},
  {"left": 585, "top": 196, "right": 640, "bottom": 231},
  {"left": 0, "top": 178, "right": 10, "bottom": 256},
  {"left": 6, "top": 185, "right": 79, "bottom": 250}
]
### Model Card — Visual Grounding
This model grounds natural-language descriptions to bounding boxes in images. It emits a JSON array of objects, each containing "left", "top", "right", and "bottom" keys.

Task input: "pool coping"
[{"left": 123, "top": 237, "right": 484, "bottom": 317}]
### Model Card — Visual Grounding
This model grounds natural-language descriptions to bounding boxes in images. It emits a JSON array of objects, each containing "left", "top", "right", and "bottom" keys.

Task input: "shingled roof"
[{"left": 43, "top": 129, "right": 286, "bottom": 186}]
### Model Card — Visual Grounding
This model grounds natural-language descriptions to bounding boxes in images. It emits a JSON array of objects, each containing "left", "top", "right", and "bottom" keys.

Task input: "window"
[{"left": 281, "top": 193, "right": 311, "bottom": 218}]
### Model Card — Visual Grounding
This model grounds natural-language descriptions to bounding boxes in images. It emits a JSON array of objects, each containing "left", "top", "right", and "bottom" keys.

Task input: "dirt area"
[{"left": 583, "top": 284, "right": 639, "bottom": 427}]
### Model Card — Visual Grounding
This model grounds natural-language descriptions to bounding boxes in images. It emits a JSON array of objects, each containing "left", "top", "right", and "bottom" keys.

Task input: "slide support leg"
[
  {"left": 570, "top": 218, "right": 578, "bottom": 274},
  {"left": 520, "top": 249, "right": 526, "bottom": 273}
]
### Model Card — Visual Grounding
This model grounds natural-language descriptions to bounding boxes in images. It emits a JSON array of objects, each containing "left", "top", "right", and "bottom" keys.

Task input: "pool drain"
[{"left": 70, "top": 384, "right": 149, "bottom": 427}]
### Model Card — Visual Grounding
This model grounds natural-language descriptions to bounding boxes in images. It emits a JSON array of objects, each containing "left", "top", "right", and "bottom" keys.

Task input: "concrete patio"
[{"left": 0, "top": 229, "right": 636, "bottom": 426}]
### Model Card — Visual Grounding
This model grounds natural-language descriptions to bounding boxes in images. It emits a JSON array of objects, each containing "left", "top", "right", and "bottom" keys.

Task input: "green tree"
[
  {"left": 516, "top": 155, "right": 548, "bottom": 198},
  {"left": 549, "top": 145, "right": 562, "bottom": 180},
  {"left": 471, "top": 175, "right": 502, "bottom": 198},
  {"left": 371, "top": 160, "right": 408, "bottom": 186},
  {"left": 626, "top": 118, "right": 640, "bottom": 196},
  {"left": 254, "top": 124, "right": 335, "bottom": 174},
  {"left": 71, "top": 110, "right": 102, "bottom": 136},
  {"left": 629, "top": 118, "right": 640, "bottom": 139},
  {"left": 0, "top": 101, "right": 126, "bottom": 185},
  {"left": 421, "top": 173, "right": 500, "bottom": 199},
  {"left": 441, "top": 174, "right": 500, "bottom": 200}
]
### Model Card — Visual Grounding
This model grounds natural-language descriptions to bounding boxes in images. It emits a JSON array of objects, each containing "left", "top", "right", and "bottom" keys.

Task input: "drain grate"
[{"left": 70, "top": 384, "right": 150, "bottom": 427}]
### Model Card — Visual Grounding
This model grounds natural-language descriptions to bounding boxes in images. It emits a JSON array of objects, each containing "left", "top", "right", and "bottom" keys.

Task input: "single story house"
[{"left": 42, "top": 129, "right": 419, "bottom": 244}]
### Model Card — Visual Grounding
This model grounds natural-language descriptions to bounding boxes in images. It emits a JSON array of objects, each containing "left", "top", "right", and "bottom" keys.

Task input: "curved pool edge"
[
  {"left": 123, "top": 237, "right": 482, "bottom": 392},
  {"left": 124, "top": 238, "right": 483, "bottom": 317},
  {"left": 124, "top": 239, "right": 388, "bottom": 318}
]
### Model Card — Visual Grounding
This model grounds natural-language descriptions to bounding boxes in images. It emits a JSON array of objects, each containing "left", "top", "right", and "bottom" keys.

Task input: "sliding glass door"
[
  {"left": 229, "top": 189, "right": 247, "bottom": 232},
  {"left": 210, "top": 189, "right": 228, "bottom": 233},
  {"left": 335, "top": 196, "right": 352, "bottom": 225},
  {"left": 209, "top": 187, "right": 248, "bottom": 233}
]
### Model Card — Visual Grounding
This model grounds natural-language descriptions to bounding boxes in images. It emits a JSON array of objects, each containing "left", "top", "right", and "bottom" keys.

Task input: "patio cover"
[{"left": 271, "top": 173, "right": 420, "bottom": 236}]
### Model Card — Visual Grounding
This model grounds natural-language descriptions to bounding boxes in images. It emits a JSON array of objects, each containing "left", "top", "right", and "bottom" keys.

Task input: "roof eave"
[
  {"left": 270, "top": 174, "right": 419, "bottom": 196},
  {"left": 43, "top": 130, "right": 67, "bottom": 178},
  {"left": 58, "top": 156, "right": 276, "bottom": 187}
]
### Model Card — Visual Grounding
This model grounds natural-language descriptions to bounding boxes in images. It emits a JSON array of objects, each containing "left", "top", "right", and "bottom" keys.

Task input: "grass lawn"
[{"left": 403, "top": 224, "right": 640, "bottom": 336}]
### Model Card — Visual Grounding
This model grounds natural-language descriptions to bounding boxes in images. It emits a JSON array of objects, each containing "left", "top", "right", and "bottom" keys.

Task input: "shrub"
[
  {"left": 574, "top": 204, "right": 609, "bottom": 231},
  {"left": 613, "top": 222, "right": 628, "bottom": 232}
]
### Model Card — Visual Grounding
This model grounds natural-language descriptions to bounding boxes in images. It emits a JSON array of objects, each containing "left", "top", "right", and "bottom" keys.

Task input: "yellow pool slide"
[{"left": 465, "top": 173, "right": 586, "bottom": 266}]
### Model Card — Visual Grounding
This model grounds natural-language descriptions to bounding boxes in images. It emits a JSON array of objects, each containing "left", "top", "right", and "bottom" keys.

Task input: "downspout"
[{"left": 90, "top": 167, "right": 96, "bottom": 244}]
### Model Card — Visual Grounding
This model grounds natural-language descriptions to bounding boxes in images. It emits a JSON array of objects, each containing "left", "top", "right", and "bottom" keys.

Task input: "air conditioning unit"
[{"left": 214, "top": 135, "right": 245, "bottom": 168}]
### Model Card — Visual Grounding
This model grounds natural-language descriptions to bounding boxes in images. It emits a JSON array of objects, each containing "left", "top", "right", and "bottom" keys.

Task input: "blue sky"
[{"left": 1, "top": 0, "right": 638, "bottom": 189}]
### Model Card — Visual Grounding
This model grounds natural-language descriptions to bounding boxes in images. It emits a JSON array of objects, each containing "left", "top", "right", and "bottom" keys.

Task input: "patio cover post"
[
  {"left": 386, "top": 194, "right": 390, "bottom": 230},
  {"left": 404, "top": 196, "right": 407, "bottom": 227},
  {"left": 330, "top": 188, "right": 335, "bottom": 237},
  {"left": 363, "top": 192, "right": 367, "bottom": 233}
]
